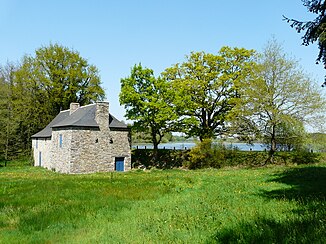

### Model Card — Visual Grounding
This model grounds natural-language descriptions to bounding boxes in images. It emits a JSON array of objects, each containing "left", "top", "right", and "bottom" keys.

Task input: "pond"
[{"left": 132, "top": 142, "right": 268, "bottom": 151}]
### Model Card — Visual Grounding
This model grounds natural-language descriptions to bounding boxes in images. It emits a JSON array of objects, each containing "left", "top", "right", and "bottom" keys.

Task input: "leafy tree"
[
  {"left": 12, "top": 58, "right": 49, "bottom": 150},
  {"left": 15, "top": 43, "right": 105, "bottom": 118},
  {"left": 283, "top": 0, "right": 326, "bottom": 86},
  {"left": 0, "top": 62, "right": 19, "bottom": 161},
  {"left": 271, "top": 120, "right": 307, "bottom": 151},
  {"left": 131, "top": 129, "right": 152, "bottom": 144},
  {"left": 120, "top": 64, "right": 176, "bottom": 155},
  {"left": 163, "top": 47, "right": 256, "bottom": 141},
  {"left": 131, "top": 127, "right": 173, "bottom": 144},
  {"left": 1, "top": 44, "right": 105, "bottom": 156},
  {"left": 237, "top": 39, "right": 325, "bottom": 162},
  {"left": 308, "top": 132, "right": 326, "bottom": 151}
]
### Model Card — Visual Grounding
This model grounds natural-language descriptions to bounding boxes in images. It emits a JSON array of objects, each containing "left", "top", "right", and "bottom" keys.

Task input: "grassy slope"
[{"left": 0, "top": 162, "right": 325, "bottom": 243}]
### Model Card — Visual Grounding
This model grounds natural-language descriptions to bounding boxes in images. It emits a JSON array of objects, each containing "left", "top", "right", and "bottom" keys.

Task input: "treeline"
[
  {"left": 0, "top": 44, "right": 105, "bottom": 161},
  {"left": 1, "top": 40, "right": 325, "bottom": 164},
  {"left": 120, "top": 39, "right": 326, "bottom": 163}
]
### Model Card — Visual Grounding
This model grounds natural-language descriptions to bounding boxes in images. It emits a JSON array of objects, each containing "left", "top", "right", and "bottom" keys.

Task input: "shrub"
[
  {"left": 186, "top": 139, "right": 244, "bottom": 169},
  {"left": 132, "top": 149, "right": 188, "bottom": 169},
  {"left": 228, "top": 151, "right": 268, "bottom": 167},
  {"left": 292, "top": 150, "right": 321, "bottom": 165},
  {"left": 132, "top": 144, "right": 323, "bottom": 170}
]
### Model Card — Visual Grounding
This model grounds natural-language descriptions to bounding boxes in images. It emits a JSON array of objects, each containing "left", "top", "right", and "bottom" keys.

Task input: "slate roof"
[
  {"left": 31, "top": 104, "right": 128, "bottom": 138},
  {"left": 52, "top": 104, "right": 98, "bottom": 128}
]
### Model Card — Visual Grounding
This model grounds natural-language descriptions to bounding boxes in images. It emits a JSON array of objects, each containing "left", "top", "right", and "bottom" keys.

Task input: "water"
[{"left": 132, "top": 142, "right": 268, "bottom": 151}]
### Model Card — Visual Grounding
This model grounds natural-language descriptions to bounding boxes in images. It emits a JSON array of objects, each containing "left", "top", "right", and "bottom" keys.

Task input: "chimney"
[
  {"left": 70, "top": 102, "right": 80, "bottom": 115},
  {"left": 95, "top": 101, "right": 109, "bottom": 130}
]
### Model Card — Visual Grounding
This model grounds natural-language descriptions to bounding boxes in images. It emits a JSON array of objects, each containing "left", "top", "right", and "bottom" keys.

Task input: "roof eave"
[
  {"left": 31, "top": 135, "right": 52, "bottom": 139},
  {"left": 51, "top": 125, "right": 100, "bottom": 129},
  {"left": 109, "top": 126, "right": 130, "bottom": 131}
]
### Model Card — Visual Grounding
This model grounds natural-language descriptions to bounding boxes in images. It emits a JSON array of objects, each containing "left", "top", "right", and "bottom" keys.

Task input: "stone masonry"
[{"left": 31, "top": 102, "right": 131, "bottom": 174}]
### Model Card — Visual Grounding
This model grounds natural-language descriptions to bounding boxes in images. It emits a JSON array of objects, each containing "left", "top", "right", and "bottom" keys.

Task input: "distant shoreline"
[{"left": 132, "top": 142, "right": 268, "bottom": 151}]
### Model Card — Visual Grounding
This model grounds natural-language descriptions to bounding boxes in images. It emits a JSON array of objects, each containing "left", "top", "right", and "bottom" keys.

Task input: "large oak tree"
[
  {"left": 15, "top": 43, "right": 105, "bottom": 117},
  {"left": 0, "top": 44, "right": 105, "bottom": 156},
  {"left": 163, "top": 47, "right": 256, "bottom": 141}
]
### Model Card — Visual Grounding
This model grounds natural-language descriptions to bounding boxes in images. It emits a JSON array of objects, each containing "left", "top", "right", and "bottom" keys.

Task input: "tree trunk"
[
  {"left": 267, "top": 125, "right": 277, "bottom": 164},
  {"left": 151, "top": 129, "right": 159, "bottom": 166},
  {"left": 153, "top": 141, "right": 158, "bottom": 166}
]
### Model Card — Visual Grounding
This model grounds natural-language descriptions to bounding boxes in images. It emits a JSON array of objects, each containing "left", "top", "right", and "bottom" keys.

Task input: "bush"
[
  {"left": 132, "top": 143, "right": 322, "bottom": 170},
  {"left": 186, "top": 139, "right": 248, "bottom": 169},
  {"left": 0, "top": 157, "right": 32, "bottom": 167},
  {"left": 132, "top": 149, "right": 188, "bottom": 169},
  {"left": 186, "top": 140, "right": 323, "bottom": 169},
  {"left": 292, "top": 150, "right": 321, "bottom": 165},
  {"left": 185, "top": 139, "right": 217, "bottom": 169}
]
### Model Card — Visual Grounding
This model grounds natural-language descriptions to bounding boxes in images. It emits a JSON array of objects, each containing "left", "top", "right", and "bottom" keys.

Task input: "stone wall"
[
  {"left": 70, "top": 102, "right": 80, "bottom": 114},
  {"left": 51, "top": 128, "right": 73, "bottom": 173},
  {"left": 48, "top": 126, "right": 131, "bottom": 174},
  {"left": 96, "top": 102, "right": 109, "bottom": 130},
  {"left": 69, "top": 127, "right": 131, "bottom": 173},
  {"left": 70, "top": 127, "right": 104, "bottom": 173},
  {"left": 110, "top": 129, "right": 131, "bottom": 170},
  {"left": 32, "top": 138, "right": 52, "bottom": 169}
]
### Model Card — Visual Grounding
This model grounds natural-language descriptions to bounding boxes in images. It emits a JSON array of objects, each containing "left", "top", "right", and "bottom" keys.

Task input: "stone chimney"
[
  {"left": 70, "top": 102, "right": 80, "bottom": 115},
  {"left": 95, "top": 101, "right": 109, "bottom": 130}
]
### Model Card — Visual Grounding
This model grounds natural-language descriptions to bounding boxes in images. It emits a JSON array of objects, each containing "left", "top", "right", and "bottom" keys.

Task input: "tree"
[
  {"left": 163, "top": 47, "right": 256, "bottom": 141},
  {"left": 283, "top": 0, "right": 326, "bottom": 86},
  {"left": 15, "top": 43, "right": 105, "bottom": 118},
  {"left": 270, "top": 119, "right": 307, "bottom": 151},
  {"left": 308, "top": 132, "right": 326, "bottom": 151},
  {"left": 237, "top": 39, "right": 325, "bottom": 162},
  {"left": 0, "top": 62, "right": 19, "bottom": 161},
  {"left": 1, "top": 44, "right": 105, "bottom": 156},
  {"left": 119, "top": 64, "right": 176, "bottom": 155}
]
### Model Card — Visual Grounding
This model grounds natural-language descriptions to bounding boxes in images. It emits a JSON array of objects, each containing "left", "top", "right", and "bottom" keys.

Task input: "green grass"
[{"left": 1, "top": 162, "right": 326, "bottom": 243}]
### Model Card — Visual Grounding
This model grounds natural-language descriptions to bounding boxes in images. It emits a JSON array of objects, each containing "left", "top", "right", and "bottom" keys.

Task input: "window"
[
  {"left": 35, "top": 139, "right": 38, "bottom": 149},
  {"left": 39, "top": 151, "right": 42, "bottom": 166},
  {"left": 59, "top": 134, "right": 63, "bottom": 148}
]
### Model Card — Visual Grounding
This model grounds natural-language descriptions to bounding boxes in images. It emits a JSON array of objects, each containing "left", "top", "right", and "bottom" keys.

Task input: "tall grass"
[{"left": 1, "top": 162, "right": 325, "bottom": 243}]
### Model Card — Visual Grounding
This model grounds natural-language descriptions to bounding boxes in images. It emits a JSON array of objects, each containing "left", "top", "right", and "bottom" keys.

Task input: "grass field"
[{"left": 1, "top": 161, "right": 326, "bottom": 243}]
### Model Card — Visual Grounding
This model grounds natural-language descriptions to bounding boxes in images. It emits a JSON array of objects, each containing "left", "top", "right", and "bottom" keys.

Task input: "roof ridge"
[
  {"left": 60, "top": 103, "right": 95, "bottom": 114},
  {"left": 80, "top": 103, "right": 96, "bottom": 109}
]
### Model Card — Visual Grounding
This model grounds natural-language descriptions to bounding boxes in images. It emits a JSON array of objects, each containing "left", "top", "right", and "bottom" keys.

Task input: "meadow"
[{"left": 0, "top": 160, "right": 325, "bottom": 243}]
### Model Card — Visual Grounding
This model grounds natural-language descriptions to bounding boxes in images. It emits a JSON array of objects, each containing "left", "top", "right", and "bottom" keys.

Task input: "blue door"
[{"left": 115, "top": 157, "right": 124, "bottom": 172}]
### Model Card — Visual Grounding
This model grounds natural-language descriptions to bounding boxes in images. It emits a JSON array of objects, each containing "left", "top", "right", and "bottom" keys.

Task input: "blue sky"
[{"left": 0, "top": 0, "right": 324, "bottom": 121}]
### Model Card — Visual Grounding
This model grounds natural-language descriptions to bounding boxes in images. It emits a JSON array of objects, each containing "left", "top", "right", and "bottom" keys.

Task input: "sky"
[{"left": 0, "top": 0, "right": 325, "bottom": 121}]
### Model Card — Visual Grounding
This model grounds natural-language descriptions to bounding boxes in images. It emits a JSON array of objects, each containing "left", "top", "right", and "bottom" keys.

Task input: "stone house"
[{"left": 31, "top": 102, "right": 131, "bottom": 173}]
